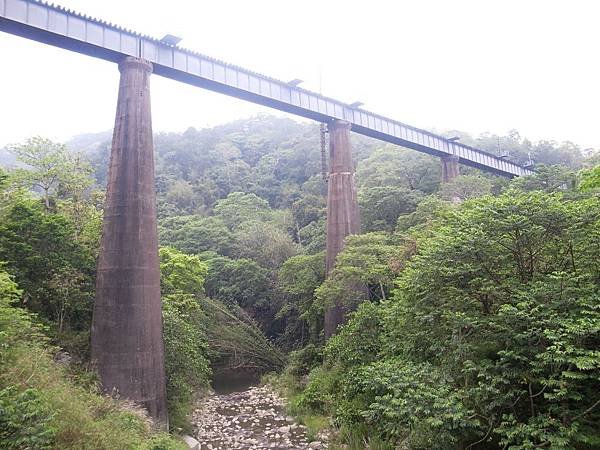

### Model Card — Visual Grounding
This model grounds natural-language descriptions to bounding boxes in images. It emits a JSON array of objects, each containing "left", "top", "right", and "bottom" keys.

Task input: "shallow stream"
[{"left": 192, "top": 372, "right": 327, "bottom": 449}]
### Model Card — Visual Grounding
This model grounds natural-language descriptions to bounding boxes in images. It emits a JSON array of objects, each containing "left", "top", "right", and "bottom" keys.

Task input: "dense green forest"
[{"left": 0, "top": 116, "right": 599, "bottom": 449}]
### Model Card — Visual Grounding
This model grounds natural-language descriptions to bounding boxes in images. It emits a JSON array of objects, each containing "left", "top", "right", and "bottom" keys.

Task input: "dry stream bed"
[{"left": 192, "top": 376, "right": 328, "bottom": 450}]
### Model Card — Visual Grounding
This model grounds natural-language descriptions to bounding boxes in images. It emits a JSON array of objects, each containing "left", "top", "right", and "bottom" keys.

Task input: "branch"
[{"left": 572, "top": 398, "right": 600, "bottom": 422}]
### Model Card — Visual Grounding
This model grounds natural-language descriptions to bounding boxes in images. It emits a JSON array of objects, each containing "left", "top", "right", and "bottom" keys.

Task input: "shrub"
[
  {"left": 0, "top": 270, "right": 186, "bottom": 450},
  {"left": 162, "top": 294, "right": 211, "bottom": 432},
  {"left": 285, "top": 344, "right": 323, "bottom": 377},
  {"left": 296, "top": 191, "right": 600, "bottom": 449},
  {"left": 0, "top": 387, "right": 56, "bottom": 449}
]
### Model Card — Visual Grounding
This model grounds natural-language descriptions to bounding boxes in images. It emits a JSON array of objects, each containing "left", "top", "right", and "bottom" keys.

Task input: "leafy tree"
[
  {"left": 204, "top": 255, "right": 271, "bottom": 310},
  {"left": 164, "top": 180, "right": 203, "bottom": 215},
  {"left": 385, "top": 191, "right": 600, "bottom": 447},
  {"left": 278, "top": 253, "right": 326, "bottom": 346},
  {"left": 159, "top": 247, "right": 208, "bottom": 295},
  {"left": 291, "top": 194, "right": 326, "bottom": 231},
  {"left": 0, "top": 199, "right": 94, "bottom": 332},
  {"left": 232, "top": 221, "right": 299, "bottom": 269},
  {"left": 356, "top": 146, "right": 440, "bottom": 193},
  {"left": 213, "top": 192, "right": 272, "bottom": 230},
  {"left": 438, "top": 174, "right": 493, "bottom": 202},
  {"left": 0, "top": 387, "right": 57, "bottom": 450},
  {"left": 579, "top": 165, "right": 600, "bottom": 191},
  {"left": 298, "top": 218, "right": 326, "bottom": 254},
  {"left": 159, "top": 215, "right": 233, "bottom": 256},
  {"left": 304, "top": 190, "right": 600, "bottom": 448},
  {"left": 8, "top": 137, "right": 93, "bottom": 210},
  {"left": 161, "top": 293, "right": 210, "bottom": 432},
  {"left": 316, "top": 233, "right": 400, "bottom": 307},
  {"left": 359, "top": 186, "right": 423, "bottom": 231},
  {"left": 512, "top": 165, "right": 577, "bottom": 192},
  {"left": 395, "top": 195, "right": 452, "bottom": 234},
  {"left": 158, "top": 247, "right": 211, "bottom": 432}
]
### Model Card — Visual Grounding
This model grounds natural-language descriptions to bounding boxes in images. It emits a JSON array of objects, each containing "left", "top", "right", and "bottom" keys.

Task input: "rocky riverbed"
[{"left": 192, "top": 385, "right": 328, "bottom": 449}]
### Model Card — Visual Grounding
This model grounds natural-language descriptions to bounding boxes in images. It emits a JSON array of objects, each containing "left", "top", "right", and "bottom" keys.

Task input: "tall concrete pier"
[
  {"left": 441, "top": 154, "right": 460, "bottom": 182},
  {"left": 324, "top": 120, "right": 361, "bottom": 338},
  {"left": 91, "top": 57, "right": 167, "bottom": 425}
]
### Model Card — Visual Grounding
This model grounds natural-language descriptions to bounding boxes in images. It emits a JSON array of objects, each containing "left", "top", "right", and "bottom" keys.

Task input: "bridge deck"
[{"left": 0, "top": 0, "right": 532, "bottom": 177}]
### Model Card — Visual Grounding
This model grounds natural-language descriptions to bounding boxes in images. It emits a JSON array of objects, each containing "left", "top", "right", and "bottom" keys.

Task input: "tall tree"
[{"left": 8, "top": 137, "right": 93, "bottom": 210}]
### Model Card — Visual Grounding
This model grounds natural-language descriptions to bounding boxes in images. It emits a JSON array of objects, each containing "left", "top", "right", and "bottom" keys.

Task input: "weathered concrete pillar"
[
  {"left": 91, "top": 57, "right": 167, "bottom": 426},
  {"left": 324, "top": 120, "right": 360, "bottom": 339},
  {"left": 441, "top": 154, "right": 460, "bottom": 182}
]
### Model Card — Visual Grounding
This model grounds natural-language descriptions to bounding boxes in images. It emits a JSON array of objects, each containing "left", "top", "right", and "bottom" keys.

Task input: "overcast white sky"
[{"left": 0, "top": 0, "right": 598, "bottom": 149}]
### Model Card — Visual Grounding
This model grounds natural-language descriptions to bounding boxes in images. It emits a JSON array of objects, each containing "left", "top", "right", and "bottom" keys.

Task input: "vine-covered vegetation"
[{"left": 0, "top": 116, "right": 598, "bottom": 448}]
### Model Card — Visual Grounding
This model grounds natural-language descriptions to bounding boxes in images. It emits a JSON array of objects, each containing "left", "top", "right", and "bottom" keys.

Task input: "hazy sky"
[{"left": 0, "top": 0, "right": 598, "bottom": 149}]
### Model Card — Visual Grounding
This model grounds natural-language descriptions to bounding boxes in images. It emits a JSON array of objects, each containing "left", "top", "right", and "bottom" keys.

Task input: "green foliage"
[
  {"left": 580, "top": 165, "right": 600, "bottom": 191},
  {"left": 159, "top": 246, "right": 208, "bottom": 295},
  {"left": 342, "top": 359, "right": 473, "bottom": 449},
  {"left": 438, "top": 174, "right": 493, "bottom": 202},
  {"left": 284, "top": 344, "right": 323, "bottom": 377},
  {"left": 0, "top": 140, "right": 100, "bottom": 356},
  {"left": 0, "top": 387, "right": 57, "bottom": 449},
  {"left": 359, "top": 186, "right": 423, "bottom": 232},
  {"left": 277, "top": 253, "right": 326, "bottom": 347},
  {"left": 356, "top": 146, "right": 440, "bottom": 193},
  {"left": 214, "top": 192, "right": 272, "bottom": 229},
  {"left": 315, "top": 233, "right": 400, "bottom": 321},
  {"left": 297, "top": 218, "right": 326, "bottom": 254},
  {"left": 8, "top": 136, "right": 94, "bottom": 210},
  {"left": 298, "top": 190, "right": 600, "bottom": 449},
  {"left": 395, "top": 194, "right": 452, "bottom": 234},
  {"left": 159, "top": 248, "right": 211, "bottom": 431},
  {"left": 204, "top": 255, "right": 270, "bottom": 310},
  {"left": 232, "top": 220, "right": 299, "bottom": 269},
  {"left": 0, "top": 199, "right": 94, "bottom": 334},
  {"left": 512, "top": 165, "right": 577, "bottom": 193},
  {"left": 324, "top": 302, "right": 383, "bottom": 369},
  {"left": 161, "top": 294, "right": 210, "bottom": 432},
  {"left": 291, "top": 194, "right": 325, "bottom": 230},
  {"left": 0, "top": 270, "right": 185, "bottom": 450},
  {"left": 159, "top": 215, "right": 233, "bottom": 256}
]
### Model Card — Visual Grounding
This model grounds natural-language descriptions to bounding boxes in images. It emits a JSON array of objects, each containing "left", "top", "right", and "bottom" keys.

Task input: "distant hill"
[{"left": 66, "top": 130, "right": 112, "bottom": 155}]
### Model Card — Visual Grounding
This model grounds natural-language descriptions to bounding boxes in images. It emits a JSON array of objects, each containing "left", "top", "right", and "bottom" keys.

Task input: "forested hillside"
[{"left": 0, "top": 116, "right": 598, "bottom": 449}]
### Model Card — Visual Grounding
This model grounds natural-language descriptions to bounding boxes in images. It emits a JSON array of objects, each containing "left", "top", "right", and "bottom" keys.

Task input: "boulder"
[{"left": 181, "top": 435, "right": 200, "bottom": 450}]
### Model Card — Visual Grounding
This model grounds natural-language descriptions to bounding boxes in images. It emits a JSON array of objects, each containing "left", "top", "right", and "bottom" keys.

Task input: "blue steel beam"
[{"left": 0, "top": 0, "right": 533, "bottom": 177}]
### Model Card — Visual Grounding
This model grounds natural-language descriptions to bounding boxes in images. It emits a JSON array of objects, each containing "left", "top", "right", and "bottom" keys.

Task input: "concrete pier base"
[
  {"left": 91, "top": 57, "right": 168, "bottom": 425},
  {"left": 324, "top": 120, "right": 360, "bottom": 339}
]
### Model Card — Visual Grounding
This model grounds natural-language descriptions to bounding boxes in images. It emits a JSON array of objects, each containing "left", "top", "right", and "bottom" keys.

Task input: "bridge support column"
[
  {"left": 324, "top": 120, "right": 360, "bottom": 339},
  {"left": 92, "top": 57, "right": 167, "bottom": 426},
  {"left": 441, "top": 154, "right": 460, "bottom": 182}
]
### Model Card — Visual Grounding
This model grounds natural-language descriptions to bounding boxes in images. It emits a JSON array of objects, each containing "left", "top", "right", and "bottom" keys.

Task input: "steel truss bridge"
[
  {"left": 0, "top": 0, "right": 535, "bottom": 426},
  {"left": 0, "top": 0, "right": 532, "bottom": 177}
]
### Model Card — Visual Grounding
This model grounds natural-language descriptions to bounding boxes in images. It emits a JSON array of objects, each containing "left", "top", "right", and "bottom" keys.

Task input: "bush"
[
  {"left": 0, "top": 270, "right": 186, "bottom": 450},
  {"left": 162, "top": 294, "right": 211, "bottom": 432},
  {"left": 339, "top": 359, "right": 474, "bottom": 449},
  {"left": 0, "top": 387, "right": 56, "bottom": 449},
  {"left": 285, "top": 344, "right": 323, "bottom": 377},
  {"left": 296, "top": 191, "right": 600, "bottom": 449}
]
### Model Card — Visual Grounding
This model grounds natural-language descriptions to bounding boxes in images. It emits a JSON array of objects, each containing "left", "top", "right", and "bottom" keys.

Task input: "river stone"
[
  {"left": 182, "top": 434, "right": 200, "bottom": 450},
  {"left": 192, "top": 384, "right": 328, "bottom": 449}
]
